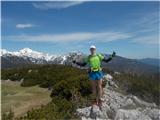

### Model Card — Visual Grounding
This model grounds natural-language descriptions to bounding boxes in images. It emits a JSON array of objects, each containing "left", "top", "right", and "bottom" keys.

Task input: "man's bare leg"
[
  {"left": 97, "top": 79, "right": 103, "bottom": 99},
  {"left": 91, "top": 80, "right": 97, "bottom": 105},
  {"left": 96, "top": 79, "right": 104, "bottom": 110}
]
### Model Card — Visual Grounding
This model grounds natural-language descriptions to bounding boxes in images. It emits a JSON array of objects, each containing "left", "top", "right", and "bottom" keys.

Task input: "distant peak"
[
  {"left": 19, "top": 48, "right": 33, "bottom": 53},
  {"left": 20, "top": 47, "right": 32, "bottom": 51}
]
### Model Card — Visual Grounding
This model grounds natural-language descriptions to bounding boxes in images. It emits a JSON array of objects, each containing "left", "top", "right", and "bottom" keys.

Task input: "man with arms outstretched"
[{"left": 73, "top": 45, "right": 116, "bottom": 109}]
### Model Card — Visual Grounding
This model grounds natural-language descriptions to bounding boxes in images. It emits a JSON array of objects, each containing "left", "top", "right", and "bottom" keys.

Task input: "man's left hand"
[{"left": 112, "top": 51, "right": 116, "bottom": 57}]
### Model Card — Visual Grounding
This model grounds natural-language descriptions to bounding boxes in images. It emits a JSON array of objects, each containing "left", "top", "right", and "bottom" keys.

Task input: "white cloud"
[
  {"left": 131, "top": 35, "right": 159, "bottom": 45},
  {"left": 118, "top": 12, "right": 159, "bottom": 45},
  {"left": 32, "top": 1, "right": 84, "bottom": 10},
  {"left": 3, "top": 31, "right": 159, "bottom": 45},
  {"left": 2, "top": 31, "right": 132, "bottom": 43},
  {"left": 122, "top": 11, "right": 159, "bottom": 35},
  {"left": 16, "top": 24, "right": 34, "bottom": 29}
]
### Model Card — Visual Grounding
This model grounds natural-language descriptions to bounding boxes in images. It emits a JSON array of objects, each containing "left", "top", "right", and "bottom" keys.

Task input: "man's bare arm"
[
  {"left": 72, "top": 60, "right": 87, "bottom": 67},
  {"left": 102, "top": 51, "right": 116, "bottom": 63}
]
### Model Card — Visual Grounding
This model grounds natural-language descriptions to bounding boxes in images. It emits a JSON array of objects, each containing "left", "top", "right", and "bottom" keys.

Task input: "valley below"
[{"left": 1, "top": 80, "right": 52, "bottom": 118}]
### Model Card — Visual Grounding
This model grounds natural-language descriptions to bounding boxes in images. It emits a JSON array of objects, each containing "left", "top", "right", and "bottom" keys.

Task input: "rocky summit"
[{"left": 76, "top": 74, "right": 160, "bottom": 120}]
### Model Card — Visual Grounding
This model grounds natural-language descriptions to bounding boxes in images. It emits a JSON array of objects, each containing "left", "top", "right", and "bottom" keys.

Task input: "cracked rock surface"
[{"left": 76, "top": 74, "right": 160, "bottom": 120}]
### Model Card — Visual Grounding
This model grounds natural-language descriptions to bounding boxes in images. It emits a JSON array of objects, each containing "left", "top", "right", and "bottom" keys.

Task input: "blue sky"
[{"left": 1, "top": 1, "right": 159, "bottom": 59}]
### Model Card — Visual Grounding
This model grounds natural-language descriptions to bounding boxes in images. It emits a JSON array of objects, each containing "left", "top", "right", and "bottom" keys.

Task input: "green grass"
[{"left": 2, "top": 80, "right": 52, "bottom": 118}]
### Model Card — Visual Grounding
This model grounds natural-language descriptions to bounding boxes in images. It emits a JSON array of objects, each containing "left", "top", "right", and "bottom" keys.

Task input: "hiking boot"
[
  {"left": 98, "top": 98, "right": 104, "bottom": 110},
  {"left": 91, "top": 99, "right": 98, "bottom": 106}
]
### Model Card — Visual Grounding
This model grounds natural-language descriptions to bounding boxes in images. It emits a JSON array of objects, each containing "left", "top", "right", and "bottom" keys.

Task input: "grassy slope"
[{"left": 2, "top": 80, "right": 51, "bottom": 117}]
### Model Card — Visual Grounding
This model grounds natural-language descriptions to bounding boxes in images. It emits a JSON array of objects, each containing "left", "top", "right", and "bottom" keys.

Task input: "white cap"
[{"left": 90, "top": 45, "right": 96, "bottom": 49}]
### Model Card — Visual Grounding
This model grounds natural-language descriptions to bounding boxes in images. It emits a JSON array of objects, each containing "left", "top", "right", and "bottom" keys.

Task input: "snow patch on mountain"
[
  {"left": 0, "top": 49, "right": 12, "bottom": 56},
  {"left": 17, "top": 48, "right": 55, "bottom": 61}
]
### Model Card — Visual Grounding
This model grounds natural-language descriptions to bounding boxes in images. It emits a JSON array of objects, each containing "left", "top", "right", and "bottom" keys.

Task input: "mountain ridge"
[
  {"left": 1, "top": 48, "right": 159, "bottom": 75},
  {"left": 139, "top": 58, "right": 160, "bottom": 67},
  {"left": 76, "top": 74, "right": 160, "bottom": 120},
  {"left": 1, "top": 48, "right": 159, "bottom": 62}
]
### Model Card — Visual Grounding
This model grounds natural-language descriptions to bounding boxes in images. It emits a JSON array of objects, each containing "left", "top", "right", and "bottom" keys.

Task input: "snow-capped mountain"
[
  {"left": 1, "top": 48, "right": 84, "bottom": 67},
  {"left": 0, "top": 48, "right": 56, "bottom": 61}
]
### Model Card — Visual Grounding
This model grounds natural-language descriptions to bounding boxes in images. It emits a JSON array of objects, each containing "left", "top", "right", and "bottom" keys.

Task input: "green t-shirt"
[{"left": 84, "top": 53, "right": 104, "bottom": 71}]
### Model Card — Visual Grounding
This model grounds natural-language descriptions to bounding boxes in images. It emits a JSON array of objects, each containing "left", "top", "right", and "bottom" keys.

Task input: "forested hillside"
[
  {"left": 2, "top": 64, "right": 159, "bottom": 119},
  {"left": 2, "top": 64, "right": 92, "bottom": 119}
]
